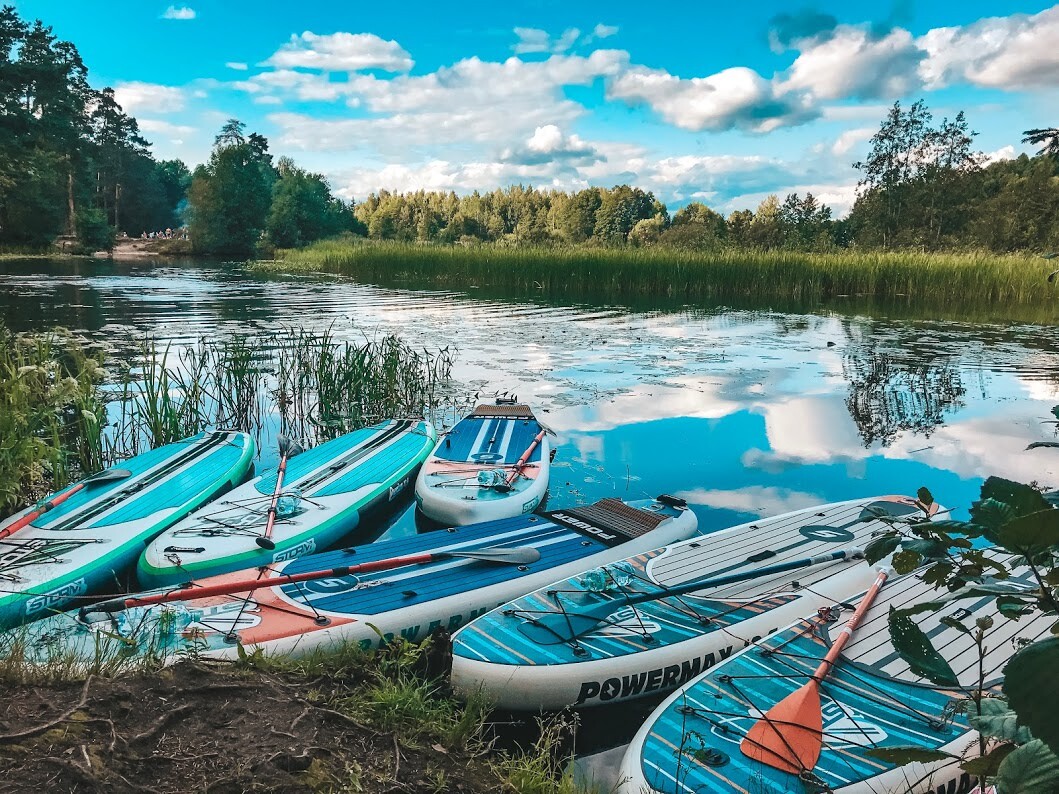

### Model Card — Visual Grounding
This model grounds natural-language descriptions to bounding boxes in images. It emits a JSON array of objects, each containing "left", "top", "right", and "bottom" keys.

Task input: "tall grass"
[
  {"left": 259, "top": 240, "right": 1057, "bottom": 321},
  {"left": 108, "top": 327, "right": 455, "bottom": 457},
  {"left": 0, "top": 324, "right": 106, "bottom": 515}
]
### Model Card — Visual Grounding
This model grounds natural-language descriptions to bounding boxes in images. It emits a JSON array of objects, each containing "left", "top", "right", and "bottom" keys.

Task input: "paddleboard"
[
  {"left": 137, "top": 420, "right": 436, "bottom": 588},
  {"left": 617, "top": 554, "right": 1051, "bottom": 794},
  {"left": 450, "top": 495, "right": 940, "bottom": 710},
  {"left": 415, "top": 403, "right": 551, "bottom": 526},
  {"left": 0, "top": 431, "right": 254, "bottom": 628},
  {"left": 3, "top": 496, "right": 697, "bottom": 669}
]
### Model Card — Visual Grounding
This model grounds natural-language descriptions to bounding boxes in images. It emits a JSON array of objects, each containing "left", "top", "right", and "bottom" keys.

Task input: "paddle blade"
[
  {"left": 87, "top": 468, "right": 132, "bottom": 483},
  {"left": 741, "top": 681, "right": 824, "bottom": 774},
  {"left": 450, "top": 546, "right": 541, "bottom": 565},
  {"left": 278, "top": 435, "right": 304, "bottom": 458}
]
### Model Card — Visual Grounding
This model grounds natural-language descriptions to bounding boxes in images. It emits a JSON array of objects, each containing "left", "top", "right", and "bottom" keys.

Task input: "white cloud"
[
  {"left": 161, "top": 5, "right": 195, "bottom": 20},
  {"left": 225, "top": 62, "right": 248, "bottom": 71},
  {"left": 608, "top": 65, "right": 816, "bottom": 132},
  {"left": 982, "top": 145, "right": 1016, "bottom": 165},
  {"left": 918, "top": 6, "right": 1059, "bottom": 90},
  {"left": 592, "top": 24, "right": 618, "bottom": 39},
  {"left": 513, "top": 27, "right": 581, "bottom": 55},
  {"left": 266, "top": 31, "right": 413, "bottom": 72},
  {"left": 831, "top": 127, "right": 875, "bottom": 156},
  {"left": 113, "top": 81, "right": 186, "bottom": 114},
  {"left": 137, "top": 118, "right": 195, "bottom": 138}
]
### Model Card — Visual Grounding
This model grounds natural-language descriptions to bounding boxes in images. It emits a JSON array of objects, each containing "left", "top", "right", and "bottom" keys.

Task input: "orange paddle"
[
  {"left": 740, "top": 567, "right": 890, "bottom": 774},
  {"left": 498, "top": 428, "right": 547, "bottom": 490},
  {"left": 0, "top": 468, "right": 132, "bottom": 541}
]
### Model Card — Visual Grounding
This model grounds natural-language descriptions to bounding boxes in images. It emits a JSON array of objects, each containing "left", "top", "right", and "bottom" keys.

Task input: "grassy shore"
[{"left": 255, "top": 239, "right": 1058, "bottom": 321}]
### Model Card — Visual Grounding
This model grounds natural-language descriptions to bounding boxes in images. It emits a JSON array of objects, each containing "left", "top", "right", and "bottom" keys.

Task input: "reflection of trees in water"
[{"left": 843, "top": 352, "right": 967, "bottom": 447}]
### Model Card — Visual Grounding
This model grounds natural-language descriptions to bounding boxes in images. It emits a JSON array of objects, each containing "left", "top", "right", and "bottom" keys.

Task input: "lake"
[{"left": 4, "top": 256, "right": 1059, "bottom": 539}]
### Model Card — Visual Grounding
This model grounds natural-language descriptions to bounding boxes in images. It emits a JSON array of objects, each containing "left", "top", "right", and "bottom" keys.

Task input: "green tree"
[
  {"left": 1022, "top": 127, "right": 1059, "bottom": 158},
  {"left": 187, "top": 120, "right": 276, "bottom": 256},
  {"left": 266, "top": 157, "right": 350, "bottom": 248}
]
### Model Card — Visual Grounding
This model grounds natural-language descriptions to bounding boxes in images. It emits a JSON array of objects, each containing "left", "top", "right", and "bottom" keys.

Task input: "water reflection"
[{"left": 2, "top": 258, "right": 1059, "bottom": 538}]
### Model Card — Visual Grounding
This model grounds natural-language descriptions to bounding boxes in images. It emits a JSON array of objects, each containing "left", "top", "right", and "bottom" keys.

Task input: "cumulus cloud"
[
  {"left": 592, "top": 24, "right": 619, "bottom": 39},
  {"left": 607, "top": 65, "right": 817, "bottom": 132},
  {"left": 113, "top": 81, "right": 186, "bottom": 114},
  {"left": 918, "top": 6, "right": 1059, "bottom": 90},
  {"left": 137, "top": 118, "right": 195, "bottom": 137},
  {"left": 161, "top": 5, "right": 195, "bottom": 20},
  {"left": 266, "top": 31, "right": 413, "bottom": 72},
  {"left": 501, "top": 125, "right": 602, "bottom": 166},
  {"left": 673, "top": 486, "right": 824, "bottom": 515},
  {"left": 831, "top": 127, "right": 875, "bottom": 156},
  {"left": 225, "top": 61, "right": 248, "bottom": 71}
]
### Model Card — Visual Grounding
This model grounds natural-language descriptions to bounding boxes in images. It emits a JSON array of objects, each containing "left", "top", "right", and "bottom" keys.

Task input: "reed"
[
  {"left": 258, "top": 240, "right": 1057, "bottom": 321},
  {"left": 0, "top": 324, "right": 106, "bottom": 516}
]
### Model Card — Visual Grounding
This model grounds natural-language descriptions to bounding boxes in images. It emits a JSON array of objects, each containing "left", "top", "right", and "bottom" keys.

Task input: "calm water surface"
[{"left": 5, "top": 258, "right": 1059, "bottom": 537}]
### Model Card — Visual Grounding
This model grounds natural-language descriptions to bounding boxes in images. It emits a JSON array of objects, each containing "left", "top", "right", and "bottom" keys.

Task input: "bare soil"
[{"left": 0, "top": 663, "right": 499, "bottom": 793}]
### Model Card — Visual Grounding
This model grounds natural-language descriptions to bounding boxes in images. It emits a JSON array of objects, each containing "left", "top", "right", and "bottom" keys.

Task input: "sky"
[{"left": 13, "top": 0, "right": 1059, "bottom": 216}]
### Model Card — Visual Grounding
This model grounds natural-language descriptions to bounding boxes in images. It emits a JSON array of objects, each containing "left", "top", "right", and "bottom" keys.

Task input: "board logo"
[
  {"left": 388, "top": 477, "right": 410, "bottom": 501},
  {"left": 594, "top": 607, "right": 661, "bottom": 637},
  {"left": 25, "top": 578, "right": 87, "bottom": 614},
  {"left": 297, "top": 576, "right": 386, "bottom": 596},
  {"left": 550, "top": 512, "right": 618, "bottom": 542},
  {"left": 274, "top": 538, "right": 315, "bottom": 563},
  {"left": 798, "top": 525, "right": 856, "bottom": 543}
]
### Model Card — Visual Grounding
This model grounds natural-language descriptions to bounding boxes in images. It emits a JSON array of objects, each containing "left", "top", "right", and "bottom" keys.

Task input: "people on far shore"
[{"left": 136, "top": 227, "right": 189, "bottom": 241}]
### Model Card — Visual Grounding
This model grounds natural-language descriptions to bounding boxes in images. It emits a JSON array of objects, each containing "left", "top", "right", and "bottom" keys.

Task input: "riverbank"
[
  {"left": 0, "top": 637, "right": 578, "bottom": 794},
  {"left": 254, "top": 240, "right": 1056, "bottom": 322}
]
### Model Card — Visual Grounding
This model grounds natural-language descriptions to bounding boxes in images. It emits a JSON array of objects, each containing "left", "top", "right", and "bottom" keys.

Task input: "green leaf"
[
  {"left": 965, "top": 698, "right": 1034, "bottom": 743},
  {"left": 969, "top": 499, "right": 1018, "bottom": 531},
  {"left": 865, "top": 746, "right": 953, "bottom": 765},
  {"left": 887, "top": 608, "right": 959, "bottom": 687},
  {"left": 998, "top": 509, "right": 1059, "bottom": 552},
  {"left": 922, "top": 561, "right": 955, "bottom": 588},
  {"left": 893, "top": 600, "right": 948, "bottom": 617},
  {"left": 864, "top": 533, "right": 901, "bottom": 565},
  {"left": 892, "top": 549, "right": 923, "bottom": 574},
  {"left": 939, "top": 616, "right": 971, "bottom": 635},
  {"left": 926, "top": 519, "right": 986, "bottom": 537},
  {"left": 1004, "top": 638, "right": 1059, "bottom": 755},
  {"left": 901, "top": 538, "right": 950, "bottom": 560},
  {"left": 976, "top": 478, "right": 1051, "bottom": 520},
  {"left": 996, "top": 739, "right": 1059, "bottom": 794},
  {"left": 917, "top": 487, "right": 934, "bottom": 508},
  {"left": 997, "top": 596, "right": 1035, "bottom": 620},
  {"left": 1027, "top": 441, "right": 1059, "bottom": 450},
  {"left": 1051, "top": 405, "right": 1059, "bottom": 420},
  {"left": 961, "top": 742, "right": 1017, "bottom": 776}
]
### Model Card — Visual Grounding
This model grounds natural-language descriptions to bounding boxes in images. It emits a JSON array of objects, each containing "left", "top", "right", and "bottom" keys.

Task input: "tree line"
[
  {"left": 4, "top": 4, "right": 1058, "bottom": 257},
  {"left": 0, "top": 6, "right": 188, "bottom": 250}
]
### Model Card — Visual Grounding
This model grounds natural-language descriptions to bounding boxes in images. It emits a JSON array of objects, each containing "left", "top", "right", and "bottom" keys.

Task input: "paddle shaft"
[
  {"left": 619, "top": 548, "right": 860, "bottom": 611},
  {"left": 811, "top": 567, "right": 889, "bottom": 682},
  {"left": 259, "top": 451, "right": 292, "bottom": 545},
  {"left": 94, "top": 550, "right": 456, "bottom": 611},
  {"left": 0, "top": 484, "right": 87, "bottom": 540},
  {"left": 504, "top": 429, "right": 547, "bottom": 486}
]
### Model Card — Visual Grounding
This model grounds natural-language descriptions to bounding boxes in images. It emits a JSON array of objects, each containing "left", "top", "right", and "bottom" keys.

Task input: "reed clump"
[
  {"left": 0, "top": 323, "right": 106, "bottom": 516},
  {"left": 259, "top": 240, "right": 1054, "bottom": 317}
]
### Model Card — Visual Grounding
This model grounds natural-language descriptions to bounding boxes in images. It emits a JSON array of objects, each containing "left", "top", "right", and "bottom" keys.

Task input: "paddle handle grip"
[
  {"left": 0, "top": 482, "right": 85, "bottom": 540},
  {"left": 505, "top": 429, "right": 547, "bottom": 486},
  {"left": 89, "top": 551, "right": 439, "bottom": 613},
  {"left": 813, "top": 566, "right": 889, "bottom": 680}
]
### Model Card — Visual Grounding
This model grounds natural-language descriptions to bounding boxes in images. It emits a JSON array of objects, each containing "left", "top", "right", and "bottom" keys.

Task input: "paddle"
[
  {"left": 492, "top": 428, "right": 547, "bottom": 493},
  {"left": 740, "top": 566, "right": 890, "bottom": 774},
  {"left": 84, "top": 545, "right": 542, "bottom": 616},
  {"left": 256, "top": 435, "right": 304, "bottom": 551},
  {"left": 518, "top": 548, "right": 864, "bottom": 644},
  {"left": 0, "top": 468, "right": 133, "bottom": 541}
]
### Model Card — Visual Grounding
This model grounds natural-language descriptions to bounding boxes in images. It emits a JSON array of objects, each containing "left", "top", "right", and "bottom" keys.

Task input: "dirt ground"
[{"left": 0, "top": 663, "right": 499, "bottom": 793}]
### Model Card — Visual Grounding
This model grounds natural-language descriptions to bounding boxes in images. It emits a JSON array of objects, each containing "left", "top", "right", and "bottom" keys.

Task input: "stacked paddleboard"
[
  {"left": 415, "top": 403, "right": 551, "bottom": 526},
  {"left": 3, "top": 496, "right": 696, "bottom": 669},
  {"left": 617, "top": 554, "right": 1051, "bottom": 794},
  {"left": 0, "top": 431, "right": 254, "bottom": 629},
  {"left": 450, "top": 495, "right": 938, "bottom": 710},
  {"left": 138, "top": 419, "right": 436, "bottom": 587}
]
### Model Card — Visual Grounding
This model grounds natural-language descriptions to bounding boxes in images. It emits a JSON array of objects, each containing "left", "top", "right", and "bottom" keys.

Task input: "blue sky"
[{"left": 13, "top": 1, "right": 1059, "bottom": 215}]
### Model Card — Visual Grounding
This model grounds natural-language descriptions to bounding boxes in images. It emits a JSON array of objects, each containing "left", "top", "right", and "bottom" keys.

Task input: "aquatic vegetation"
[
  {"left": 258, "top": 240, "right": 1056, "bottom": 321},
  {"left": 0, "top": 324, "right": 106, "bottom": 515}
]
